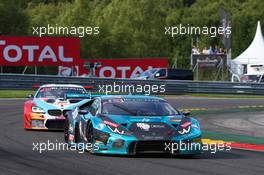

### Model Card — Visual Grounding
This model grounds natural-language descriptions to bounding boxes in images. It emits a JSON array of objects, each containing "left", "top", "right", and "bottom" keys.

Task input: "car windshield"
[
  {"left": 140, "top": 69, "right": 158, "bottom": 77},
  {"left": 102, "top": 98, "right": 179, "bottom": 116},
  {"left": 36, "top": 87, "right": 86, "bottom": 98}
]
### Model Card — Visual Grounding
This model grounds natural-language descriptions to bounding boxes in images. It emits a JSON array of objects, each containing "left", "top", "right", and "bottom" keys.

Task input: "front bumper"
[
  {"left": 26, "top": 113, "right": 65, "bottom": 130},
  {"left": 92, "top": 134, "right": 202, "bottom": 155}
]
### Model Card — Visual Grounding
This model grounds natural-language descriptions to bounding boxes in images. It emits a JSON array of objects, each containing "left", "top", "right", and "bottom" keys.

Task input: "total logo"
[
  {"left": 98, "top": 66, "right": 153, "bottom": 79},
  {"left": 0, "top": 39, "right": 73, "bottom": 63}
]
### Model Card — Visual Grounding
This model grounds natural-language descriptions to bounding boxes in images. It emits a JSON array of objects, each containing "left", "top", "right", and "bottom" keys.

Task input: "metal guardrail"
[{"left": 1, "top": 74, "right": 264, "bottom": 95}]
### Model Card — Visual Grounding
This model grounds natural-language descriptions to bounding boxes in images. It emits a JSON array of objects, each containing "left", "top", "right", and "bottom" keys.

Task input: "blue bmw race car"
[{"left": 64, "top": 95, "right": 202, "bottom": 155}]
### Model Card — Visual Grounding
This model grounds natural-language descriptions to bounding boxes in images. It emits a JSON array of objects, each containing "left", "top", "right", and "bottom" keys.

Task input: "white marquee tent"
[
  {"left": 231, "top": 21, "right": 264, "bottom": 78},
  {"left": 233, "top": 21, "right": 264, "bottom": 65}
]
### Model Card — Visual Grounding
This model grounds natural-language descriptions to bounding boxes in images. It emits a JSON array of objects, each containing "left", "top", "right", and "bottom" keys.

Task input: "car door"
[
  {"left": 77, "top": 100, "right": 94, "bottom": 141},
  {"left": 79, "top": 98, "right": 101, "bottom": 141}
]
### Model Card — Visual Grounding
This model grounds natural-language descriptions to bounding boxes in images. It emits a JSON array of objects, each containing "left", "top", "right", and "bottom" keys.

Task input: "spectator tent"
[{"left": 232, "top": 21, "right": 264, "bottom": 76}]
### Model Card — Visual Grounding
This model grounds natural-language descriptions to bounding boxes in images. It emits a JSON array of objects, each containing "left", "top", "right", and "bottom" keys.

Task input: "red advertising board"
[
  {"left": 79, "top": 58, "right": 168, "bottom": 78},
  {"left": 0, "top": 36, "right": 80, "bottom": 66}
]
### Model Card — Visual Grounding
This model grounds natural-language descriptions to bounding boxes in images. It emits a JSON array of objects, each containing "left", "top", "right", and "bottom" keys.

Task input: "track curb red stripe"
[
  {"left": 203, "top": 138, "right": 264, "bottom": 152},
  {"left": 230, "top": 142, "right": 264, "bottom": 151}
]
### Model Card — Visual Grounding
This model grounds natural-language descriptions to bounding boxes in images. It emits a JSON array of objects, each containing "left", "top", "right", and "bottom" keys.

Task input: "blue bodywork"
[{"left": 65, "top": 95, "right": 202, "bottom": 155}]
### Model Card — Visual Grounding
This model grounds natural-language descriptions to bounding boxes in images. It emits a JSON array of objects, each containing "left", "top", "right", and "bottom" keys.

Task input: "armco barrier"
[{"left": 1, "top": 74, "right": 264, "bottom": 95}]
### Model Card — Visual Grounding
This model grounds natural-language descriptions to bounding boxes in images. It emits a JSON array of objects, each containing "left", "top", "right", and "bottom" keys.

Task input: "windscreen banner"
[{"left": 0, "top": 36, "right": 80, "bottom": 66}]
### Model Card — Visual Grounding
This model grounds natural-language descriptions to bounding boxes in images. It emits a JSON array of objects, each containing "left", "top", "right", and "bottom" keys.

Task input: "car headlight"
[
  {"left": 32, "top": 106, "right": 45, "bottom": 113},
  {"left": 97, "top": 123, "right": 106, "bottom": 130},
  {"left": 191, "top": 123, "right": 200, "bottom": 130},
  {"left": 93, "top": 129, "right": 110, "bottom": 145}
]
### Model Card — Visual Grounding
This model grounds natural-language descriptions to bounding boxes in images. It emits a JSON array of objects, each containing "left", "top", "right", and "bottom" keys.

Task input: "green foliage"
[
  {"left": 0, "top": 0, "right": 29, "bottom": 35},
  {"left": 1, "top": 0, "right": 264, "bottom": 68}
]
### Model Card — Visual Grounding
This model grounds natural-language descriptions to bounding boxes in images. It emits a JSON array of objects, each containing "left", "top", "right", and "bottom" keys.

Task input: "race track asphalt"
[{"left": 0, "top": 99, "right": 264, "bottom": 175}]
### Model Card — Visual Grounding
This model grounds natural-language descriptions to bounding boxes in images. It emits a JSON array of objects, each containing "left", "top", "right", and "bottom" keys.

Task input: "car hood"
[
  {"left": 97, "top": 114, "right": 195, "bottom": 140},
  {"left": 34, "top": 98, "right": 87, "bottom": 110}
]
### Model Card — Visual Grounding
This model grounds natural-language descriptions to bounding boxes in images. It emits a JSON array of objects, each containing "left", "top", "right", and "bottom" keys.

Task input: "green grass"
[
  {"left": 0, "top": 90, "right": 35, "bottom": 98},
  {"left": 203, "top": 130, "right": 264, "bottom": 145}
]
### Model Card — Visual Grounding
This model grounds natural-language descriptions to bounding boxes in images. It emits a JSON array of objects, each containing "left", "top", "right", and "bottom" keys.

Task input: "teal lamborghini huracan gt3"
[{"left": 64, "top": 95, "right": 202, "bottom": 155}]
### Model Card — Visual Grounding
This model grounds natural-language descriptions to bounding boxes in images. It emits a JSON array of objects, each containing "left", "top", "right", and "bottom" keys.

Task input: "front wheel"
[
  {"left": 86, "top": 121, "right": 94, "bottom": 144},
  {"left": 85, "top": 121, "right": 95, "bottom": 153},
  {"left": 64, "top": 118, "right": 70, "bottom": 143},
  {"left": 74, "top": 122, "right": 81, "bottom": 143}
]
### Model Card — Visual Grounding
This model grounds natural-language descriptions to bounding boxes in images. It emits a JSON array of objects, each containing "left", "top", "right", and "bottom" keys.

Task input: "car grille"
[
  {"left": 48, "top": 110, "right": 71, "bottom": 116},
  {"left": 45, "top": 119, "right": 65, "bottom": 129},
  {"left": 63, "top": 110, "right": 71, "bottom": 116},
  {"left": 128, "top": 141, "right": 172, "bottom": 154},
  {"left": 172, "top": 124, "right": 179, "bottom": 129}
]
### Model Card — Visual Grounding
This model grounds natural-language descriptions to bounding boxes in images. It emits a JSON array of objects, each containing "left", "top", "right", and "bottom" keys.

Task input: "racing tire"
[
  {"left": 64, "top": 118, "right": 70, "bottom": 143},
  {"left": 74, "top": 122, "right": 81, "bottom": 143},
  {"left": 86, "top": 121, "right": 95, "bottom": 153}
]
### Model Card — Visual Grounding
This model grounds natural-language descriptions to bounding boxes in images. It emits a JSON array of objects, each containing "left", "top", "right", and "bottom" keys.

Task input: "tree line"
[{"left": 1, "top": 0, "right": 264, "bottom": 69}]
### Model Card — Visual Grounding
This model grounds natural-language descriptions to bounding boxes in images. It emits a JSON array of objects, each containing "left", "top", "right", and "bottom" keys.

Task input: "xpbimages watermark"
[
  {"left": 164, "top": 141, "right": 232, "bottom": 154},
  {"left": 32, "top": 140, "right": 99, "bottom": 154},
  {"left": 165, "top": 24, "right": 231, "bottom": 38},
  {"left": 98, "top": 82, "right": 166, "bottom": 95},
  {"left": 32, "top": 24, "right": 100, "bottom": 37}
]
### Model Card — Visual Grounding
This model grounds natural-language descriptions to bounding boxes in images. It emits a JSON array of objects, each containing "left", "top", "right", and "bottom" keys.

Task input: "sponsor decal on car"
[
  {"left": 72, "top": 108, "right": 79, "bottom": 119},
  {"left": 69, "top": 125, "right": 74, "bottom": 132},
  {"left": 103, "top": 120, "right": 119, "bottom": 128},
  {"left": 142, "top": 118, "right": 150, "bottom": 122},
  {"left": 136, "top": 123, "right": 150, "bottom": 131},
  {"left": 170, "top": 118, "right": 182, "bottom": 122},
  {"left": 181, "top": 121, "right": 192, "bottom": 128},
  {"left": 107, "top": 127, "right": 125, "bottom": 135},
  {"left": 178, "top": 126, "right": 191, "bottom": 135},
  {"left": 69, "top": 134, "right": 75, "bottom": 141},
  {"left": 142, "top": 136, "right": 164, "bottom": 140},
  {"left": 151, "top": 124, "right": 165, "bottom": 128}
]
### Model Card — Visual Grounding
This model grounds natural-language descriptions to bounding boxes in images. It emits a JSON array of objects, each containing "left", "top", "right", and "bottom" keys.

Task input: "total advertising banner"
[
  {"left": 0, "top": 36, "right": 80, "bottom": 66},
  {"left": 79, "top": 58, "right": 168, "bottom": 78}
]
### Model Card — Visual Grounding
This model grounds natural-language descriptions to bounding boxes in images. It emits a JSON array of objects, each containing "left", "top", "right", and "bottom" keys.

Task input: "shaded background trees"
[{"left": 0, "top": 0, "right": 264, "bottom": 68}]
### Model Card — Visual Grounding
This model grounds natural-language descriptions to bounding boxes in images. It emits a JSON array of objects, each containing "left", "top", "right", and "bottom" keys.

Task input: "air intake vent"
[
  {"left": 121, "top": 123, "right": 127, "bottom": 128},
  {"left": 172, "top": 124, "right": 179, "bottom": 129},
  {"left": 48, "top": 110, "right": 71, "bottom": 116},
  {"left": 48, "top": 110, "right": 62, "bottom": 116}
]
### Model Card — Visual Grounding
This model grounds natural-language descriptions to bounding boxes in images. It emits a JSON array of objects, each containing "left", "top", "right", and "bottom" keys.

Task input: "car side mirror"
[
  {"left": 27, "top": 94, "right": 34, "bottom": 98},
  {"left": 182, "top": 111, "right": 190, "bottom": 116},
  {"left": 78, "top": 110, "right": 89, "bottom": 115}
]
